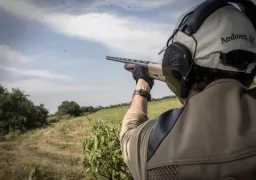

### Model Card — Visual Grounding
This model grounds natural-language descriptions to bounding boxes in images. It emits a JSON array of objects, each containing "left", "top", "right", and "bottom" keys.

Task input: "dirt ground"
[{"left": 0, "top": 116, "right": 91, "bottom": 180}]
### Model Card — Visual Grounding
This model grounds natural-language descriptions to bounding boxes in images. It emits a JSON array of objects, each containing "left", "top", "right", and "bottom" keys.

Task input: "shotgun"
[{"left": 106, "top": 56, "right": 166, "bottom": 82}]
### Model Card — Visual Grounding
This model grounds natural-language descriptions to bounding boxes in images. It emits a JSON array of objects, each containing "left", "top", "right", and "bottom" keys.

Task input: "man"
[{"left": 120, "top": 0, "right": 256, "bottom": 180}]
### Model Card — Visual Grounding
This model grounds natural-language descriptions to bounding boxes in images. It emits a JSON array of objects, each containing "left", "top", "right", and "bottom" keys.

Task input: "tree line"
[{"left": 0, "top": 84, "right": 176, "bottom": 135}]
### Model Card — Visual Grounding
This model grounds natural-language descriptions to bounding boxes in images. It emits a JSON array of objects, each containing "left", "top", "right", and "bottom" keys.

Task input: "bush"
[
  {"left": 0, "top": 85, "right": 49, "bottom": 135},
  {"left": 80, "top": 106, "right": 98, "bottom": 114},
  {"left": 82, "top": 121, "right": 132, "bottom": 180},
  {"left": 57, "top": 101, "right": 82, "bottom": 117}
]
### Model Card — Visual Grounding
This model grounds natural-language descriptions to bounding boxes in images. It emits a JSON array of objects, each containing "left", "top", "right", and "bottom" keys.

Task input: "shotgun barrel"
[{"left": 106, "top": 56, "right": 166, "bottom": 82}]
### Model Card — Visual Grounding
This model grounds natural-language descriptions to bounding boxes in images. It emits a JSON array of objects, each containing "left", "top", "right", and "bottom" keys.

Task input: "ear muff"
[
  {"left": 162, "top": 42, "right": 192, "bottom": 98},
  {"left": 178, "top": 0, "right": 256, "bottom": 36}
]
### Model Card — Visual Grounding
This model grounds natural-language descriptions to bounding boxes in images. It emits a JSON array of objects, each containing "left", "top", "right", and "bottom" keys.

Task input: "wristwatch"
[{"left": 133, "top": 89, "right": 151, "bottom": 101}]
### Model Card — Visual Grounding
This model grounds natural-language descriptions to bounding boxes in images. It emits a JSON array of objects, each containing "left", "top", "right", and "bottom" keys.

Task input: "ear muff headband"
[
  {"left": 162, "top": 0, "right": 256, "bottom": 98},
  {"left": 179, "top": 0, "right": 256, "bottom": 35}
]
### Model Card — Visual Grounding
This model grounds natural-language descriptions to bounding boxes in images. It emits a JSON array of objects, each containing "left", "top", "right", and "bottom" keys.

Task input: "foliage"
[
  {"left": 151, "top": 95, "right": 176, "bottom": 102},
  {"left": 57, "top": 101, "right": 82, "bottom": 117},
  {"left": 100, "top": 96, "right": 176, "bottom": 110},
  {"left": 80, "top": 106, "right": 98, "bottom": 114},
  {"left": 82, "top": 121, "right": 132, "bottom": 180},
  {"left": 54, "top": 95, "right": 176, "bottom": 119},
  {"left": 0, "top": 84, "right": 49, "bottom": 135},
  {"left": 56, "top": 102, "right": 103, "bottom": 117}
]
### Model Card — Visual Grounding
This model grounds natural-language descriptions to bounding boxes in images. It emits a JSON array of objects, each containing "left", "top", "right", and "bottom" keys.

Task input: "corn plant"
[{"left": 82, "top": 121, "right": 132, "bottom": 180}]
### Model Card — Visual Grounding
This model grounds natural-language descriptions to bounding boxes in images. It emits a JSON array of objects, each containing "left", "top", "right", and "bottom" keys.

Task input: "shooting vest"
[{"left": 127, "top": 79, "right": 256, "bottom": 180}]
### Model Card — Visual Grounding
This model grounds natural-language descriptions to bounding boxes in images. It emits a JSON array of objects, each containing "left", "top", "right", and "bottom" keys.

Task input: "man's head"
[{"left": 161, "top": 0, "right": 256, "bottom": 102}]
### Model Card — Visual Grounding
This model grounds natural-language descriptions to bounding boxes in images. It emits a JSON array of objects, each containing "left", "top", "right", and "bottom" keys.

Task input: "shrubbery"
[
  {"left": 56, "top": 101, "right": 103, "bottom": 118},
  {"left": 82, "top": 121, "right": 132, "bottom": 180},
  {"left": 57, "top": 101, "right": 82, "bottom": 117},
  {"left": 0, "top": 85, "right": 49, "bottom": 135}
]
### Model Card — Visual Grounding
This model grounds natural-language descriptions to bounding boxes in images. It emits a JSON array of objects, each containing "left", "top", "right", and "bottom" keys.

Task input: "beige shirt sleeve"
[
  {"left": 120, "top": 108, "right": 148, "bottom": 164},
  {"left": 120, "top": 108, "right": 157, "bottom": 180}
]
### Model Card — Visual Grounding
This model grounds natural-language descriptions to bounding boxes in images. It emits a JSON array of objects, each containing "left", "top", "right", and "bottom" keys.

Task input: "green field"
[{"left": 0, "top": 98, "right": 181, "bottom": 180}]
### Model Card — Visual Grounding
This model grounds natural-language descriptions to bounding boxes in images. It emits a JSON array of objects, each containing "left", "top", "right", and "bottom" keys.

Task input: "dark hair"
[
  {"left": 189, "top": 65, "right": 255, "bottom": 91},
  {"left": 189, "top": 50, "right": 256, "bottom": 91}
]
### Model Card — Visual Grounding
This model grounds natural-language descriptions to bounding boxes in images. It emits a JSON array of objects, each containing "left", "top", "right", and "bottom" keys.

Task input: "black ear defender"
[
  {"left": 162, "top": 42, "right": 192, "bottom": 98},
  {"left": 161, "top": 0, "right": 256, "bottom": 99}
]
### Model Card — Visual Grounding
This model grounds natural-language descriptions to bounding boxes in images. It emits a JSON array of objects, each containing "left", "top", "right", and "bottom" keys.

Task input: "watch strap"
[{"left": 133, "top": 89, "right": 151, "bottom": 101}]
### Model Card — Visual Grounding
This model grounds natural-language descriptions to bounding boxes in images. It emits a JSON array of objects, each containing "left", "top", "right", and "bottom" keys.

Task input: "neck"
[{"left": 178, "top": 90, "right": 199, "bottom": 105}]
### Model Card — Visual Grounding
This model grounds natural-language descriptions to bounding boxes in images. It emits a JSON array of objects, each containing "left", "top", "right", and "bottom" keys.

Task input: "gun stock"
[{"left": 106, "top": 56, "right": 166, "bottom": 82}]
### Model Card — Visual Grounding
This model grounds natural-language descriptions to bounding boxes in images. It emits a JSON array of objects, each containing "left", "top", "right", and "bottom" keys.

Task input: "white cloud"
[
  {"left": 0, "top": 44, "right": 31, "bottom": 64},
  {"left": 0, "top": 65, "right": 72, "bottom": 80},
  {"left": 0, "top": 0, "right": 174, "bottom": 61},
  {"left": 3, "top": 79, "right": 110, "bottom": 94},
  {"left": 45, "top": 13, "right": 172, "bottom": 60},
  {"left": 90, "top": 0, "right": 176, "bottom": 11},
  {"left": 26, "top": 0, "right": 177, "bottom": 12},
  {"left": 0, "top": 45, "right": 73, "bottom": 81}
]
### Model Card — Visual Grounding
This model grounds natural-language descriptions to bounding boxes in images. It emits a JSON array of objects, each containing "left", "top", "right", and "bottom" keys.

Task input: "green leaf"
[{"left": 82, "top": 120, "right": 132, "bottom": 179}]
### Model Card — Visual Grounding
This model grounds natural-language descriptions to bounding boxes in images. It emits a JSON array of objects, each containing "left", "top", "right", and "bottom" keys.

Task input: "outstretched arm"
[
  {"left": 120, "top": 79, "right": 150, "bottom": 174},
  {"left": 120, "top": 79, "right": 151, "bottom": 142},
  {"left": 119, "top": 66, "right": 154, "bottom": 175}
]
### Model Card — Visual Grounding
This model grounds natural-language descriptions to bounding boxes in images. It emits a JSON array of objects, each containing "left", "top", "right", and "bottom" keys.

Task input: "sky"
[{"left": 0, "top": 0, "right": 204, "bottom": 113}]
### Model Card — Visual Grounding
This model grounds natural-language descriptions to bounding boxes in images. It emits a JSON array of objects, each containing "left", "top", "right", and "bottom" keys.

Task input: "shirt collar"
[{"left": 205, "top": 78, "right": 247, "bottom": 90}]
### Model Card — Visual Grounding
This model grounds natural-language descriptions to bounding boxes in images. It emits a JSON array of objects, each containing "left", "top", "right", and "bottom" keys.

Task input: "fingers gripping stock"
[{"left": 106, "top": 56, "right": 166, "bottom": 82}]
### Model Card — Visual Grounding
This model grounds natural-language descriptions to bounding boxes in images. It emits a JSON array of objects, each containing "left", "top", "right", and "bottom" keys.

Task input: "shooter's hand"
[{"left": 132, "top": 65, "right": 154, "bottom": 90}]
